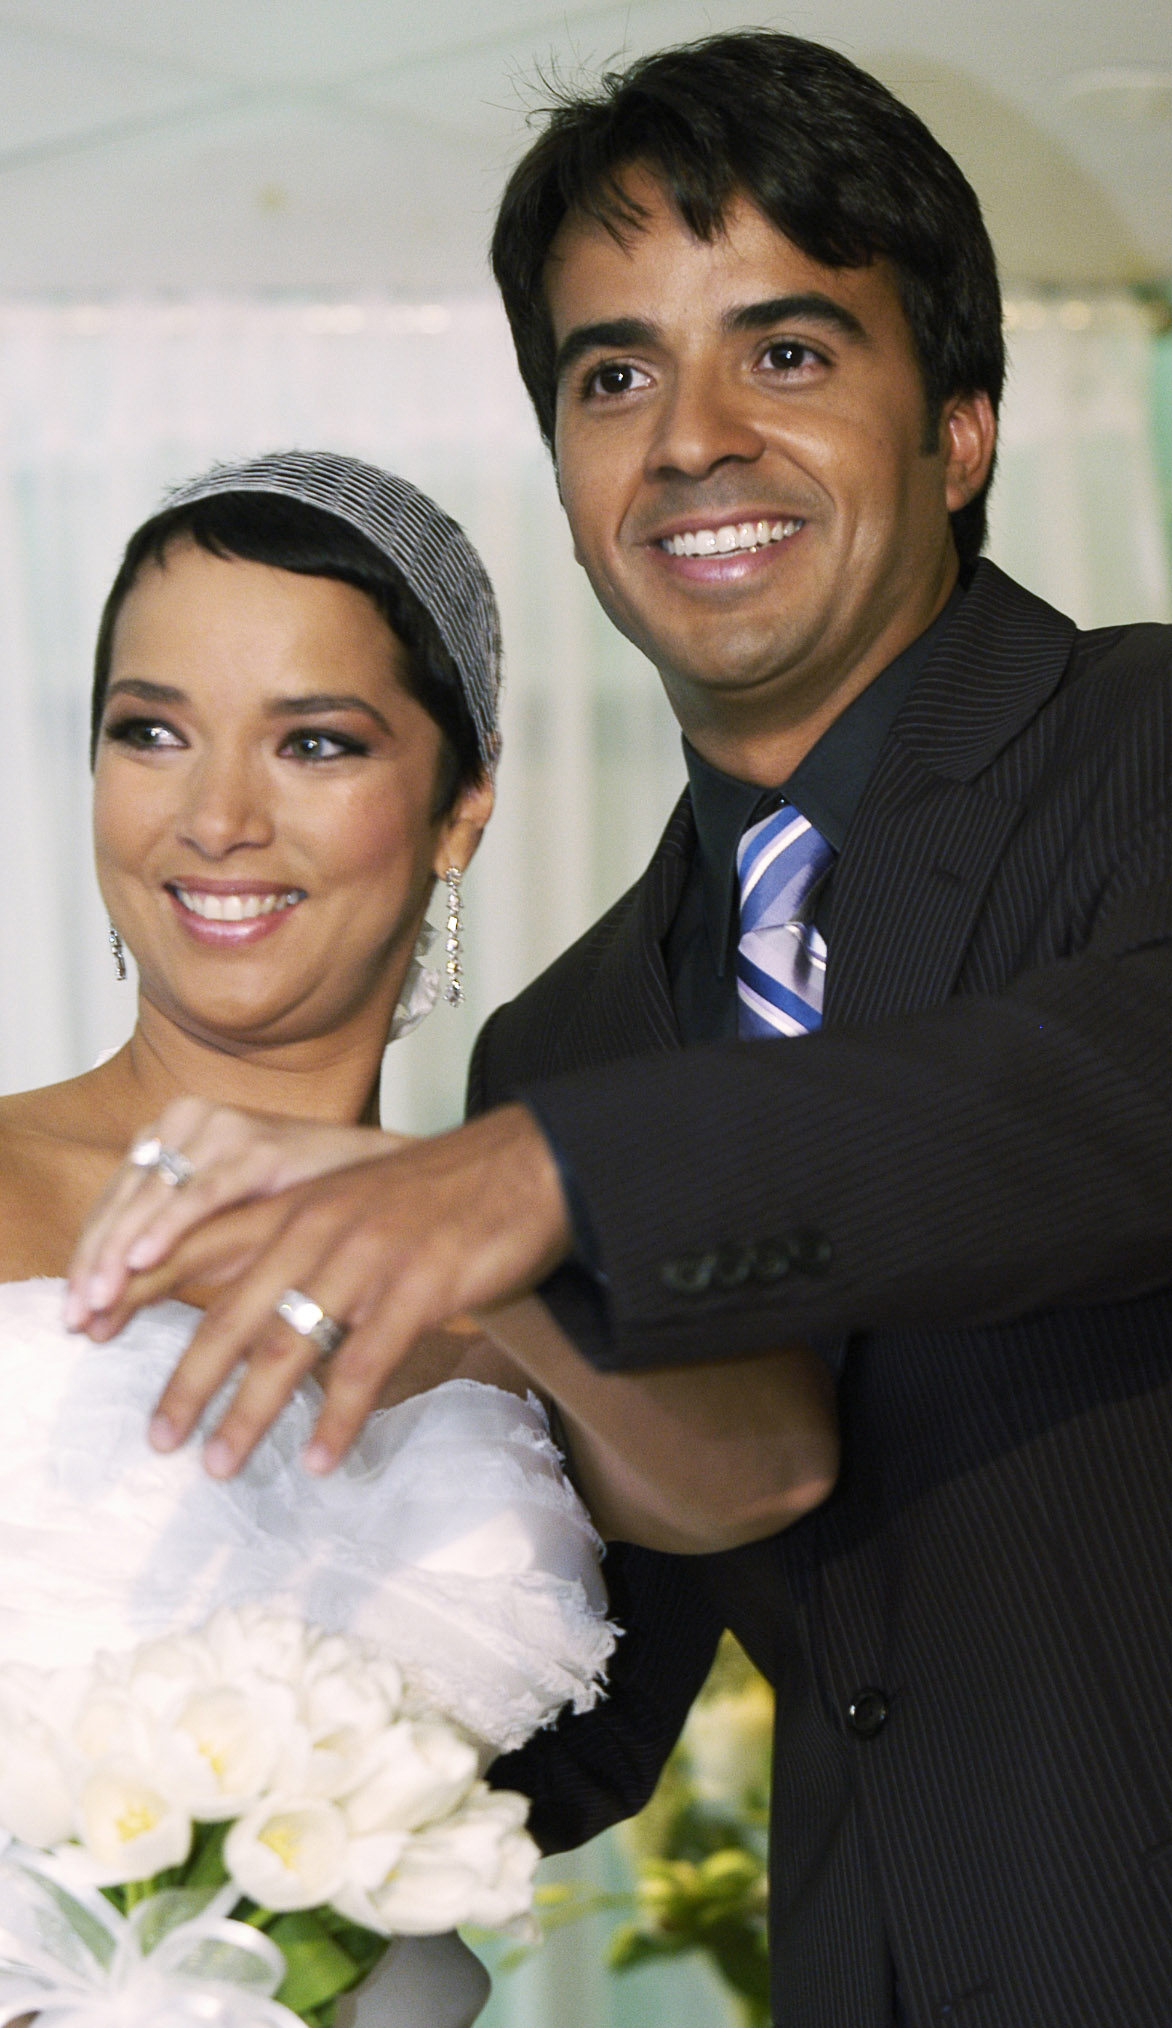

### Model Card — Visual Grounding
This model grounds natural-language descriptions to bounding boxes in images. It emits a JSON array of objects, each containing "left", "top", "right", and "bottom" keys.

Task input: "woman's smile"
[{"left": 165, "top": 879, "right": 307, "bottom": 944}]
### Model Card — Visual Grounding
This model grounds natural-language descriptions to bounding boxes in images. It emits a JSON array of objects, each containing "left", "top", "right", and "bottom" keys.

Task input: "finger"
[
  {"left": 148, "top": 1194, "right": 363, "bottom": 1458},
  {"left": 67, "top": 1097, "right": 216, "bottom": 1320},
  {"left": 85, "top": 1195, "right": 301, "bottom": 1341},
  {"left": 193, "top": 1240, "right": 406, "bottom": 1477}
]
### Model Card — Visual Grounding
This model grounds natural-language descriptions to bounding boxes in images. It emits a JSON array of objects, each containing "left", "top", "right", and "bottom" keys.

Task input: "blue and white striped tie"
[{"left": 736, "top": 804, "right": 834, "bottom": 1038}]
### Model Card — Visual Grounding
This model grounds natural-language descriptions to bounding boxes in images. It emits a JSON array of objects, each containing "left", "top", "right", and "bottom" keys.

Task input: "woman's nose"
[{"left": 175, "top": 750, "right": 275, "bottom": 858}]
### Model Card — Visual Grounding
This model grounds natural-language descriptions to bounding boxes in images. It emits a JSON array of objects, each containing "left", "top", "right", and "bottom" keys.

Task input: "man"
[{"left": 105, "top": 31, "right": 1172, "bottom": 2027}]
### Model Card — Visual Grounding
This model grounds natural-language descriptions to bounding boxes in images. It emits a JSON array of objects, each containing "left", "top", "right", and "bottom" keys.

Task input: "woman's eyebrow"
[
  {"left": 104, "top": 678, "right": 187, "bottom": 705},
  {"left": 266, "top": 693, "right": 393, "bottom": 732}
]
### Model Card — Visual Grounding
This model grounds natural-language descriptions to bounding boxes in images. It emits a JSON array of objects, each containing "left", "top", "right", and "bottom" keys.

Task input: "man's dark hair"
[
  {"left": 492, "top": 31, "right": 1004, "bottom": 570},
  {"left": 91, "top": 492, "right": 483, "bottom": 810}
]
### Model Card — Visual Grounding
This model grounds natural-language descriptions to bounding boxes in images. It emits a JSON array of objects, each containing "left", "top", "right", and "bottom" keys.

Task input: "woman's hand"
[{"left": 66, "top": 1097, "right": 403, "bottom": 1329}]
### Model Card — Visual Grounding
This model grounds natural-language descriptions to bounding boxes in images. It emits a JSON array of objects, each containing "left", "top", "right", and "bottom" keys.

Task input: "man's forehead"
[{"left": 544, "top": 175, "right": 896, "bottom": 342}]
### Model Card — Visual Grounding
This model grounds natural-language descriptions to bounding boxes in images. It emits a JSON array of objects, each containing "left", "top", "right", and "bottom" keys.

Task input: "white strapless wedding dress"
[{"left": 0, "top": 1278, "right": 615, "bottom": 2026}]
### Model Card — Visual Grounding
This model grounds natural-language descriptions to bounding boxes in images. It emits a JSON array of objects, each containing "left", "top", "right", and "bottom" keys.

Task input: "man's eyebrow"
[
  {"left": 554, "top": 317, "right": 659, "bottom": 384},
  {"left": 725, "top": 293, "right": 867, "bottom": 341}
]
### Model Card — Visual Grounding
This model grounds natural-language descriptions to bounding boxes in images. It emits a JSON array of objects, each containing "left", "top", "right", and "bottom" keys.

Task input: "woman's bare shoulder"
[{"left": 0, "top": 1077, "right": 117, "bottom": 1279}]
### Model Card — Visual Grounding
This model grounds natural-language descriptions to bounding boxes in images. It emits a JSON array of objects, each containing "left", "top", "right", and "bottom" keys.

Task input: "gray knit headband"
[{"left": 164, "top": 450, "right": 501, "bottom": 772}]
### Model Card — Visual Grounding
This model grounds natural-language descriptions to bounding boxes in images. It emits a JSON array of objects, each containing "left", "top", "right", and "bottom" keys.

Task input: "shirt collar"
[{"left": 684, "top": 581, "right": 965, "bottom": 973}]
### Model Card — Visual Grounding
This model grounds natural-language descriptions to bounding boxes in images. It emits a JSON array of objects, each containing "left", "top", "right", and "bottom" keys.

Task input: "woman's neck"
[{"left": 108, "top": 1002, "right": 387, "bottom": 1131}]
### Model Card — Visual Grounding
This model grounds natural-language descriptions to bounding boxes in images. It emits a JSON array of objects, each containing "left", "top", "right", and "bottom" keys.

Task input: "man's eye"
[
  {"left": 282, "top": 729, "right": 366, "bottom": 761},
  {"left": 584, "top": 361, "right": 651, "bottom": 398},
  {"left": 760, "top": 340, "right": 820, "bottom": 374},
  {"left": 104, "top": 716, "right": 183, "bottom": 750}
]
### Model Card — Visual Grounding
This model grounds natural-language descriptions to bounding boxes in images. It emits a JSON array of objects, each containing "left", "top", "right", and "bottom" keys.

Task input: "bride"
[
  {"left": 0, "top": 450, "right": 612, "bottom": 2027},
  {"left": 0, "top": 448, "right": 836, "bottom": 2021}
]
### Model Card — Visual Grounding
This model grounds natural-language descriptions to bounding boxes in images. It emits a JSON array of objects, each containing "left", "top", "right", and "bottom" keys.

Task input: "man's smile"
[{"left": 658, "top": 517, "right": 804, "bottom": 558}]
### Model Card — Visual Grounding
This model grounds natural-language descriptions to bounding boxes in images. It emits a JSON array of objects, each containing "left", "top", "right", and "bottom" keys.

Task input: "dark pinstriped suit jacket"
[{"left": 477, "top": 562, "right": 1172, "bottom": 2028}]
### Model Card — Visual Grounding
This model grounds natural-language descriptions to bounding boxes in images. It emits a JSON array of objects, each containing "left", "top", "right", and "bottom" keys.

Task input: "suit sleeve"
[{"left": 520, "top": 771, "right": 1172, "bottom": 1373}]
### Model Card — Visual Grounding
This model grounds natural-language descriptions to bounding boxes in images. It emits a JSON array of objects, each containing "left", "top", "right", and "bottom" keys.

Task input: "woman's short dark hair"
[
  {"left": 491, "top": 30, "right": 1005, "bottom": 572},
  {"left": 91, "top": 492, "right": 484, "bottom": 810}
]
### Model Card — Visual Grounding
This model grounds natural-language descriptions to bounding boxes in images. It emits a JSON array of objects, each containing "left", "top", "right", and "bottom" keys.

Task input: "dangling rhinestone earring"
[
  {"left": 108, "top": 923, "right": 127, "bottom": 982},
  {"left": 443, "top": 866, "right": 464, "bottom": 1006}
]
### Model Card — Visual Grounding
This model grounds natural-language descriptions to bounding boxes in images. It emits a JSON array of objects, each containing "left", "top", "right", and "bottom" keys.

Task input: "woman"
[
  {"left": 0, "top": 447, "right": 834, "bottom": 2015},
  {"left": 0, "top": 450, "right": 614, "bottom": 2026}
]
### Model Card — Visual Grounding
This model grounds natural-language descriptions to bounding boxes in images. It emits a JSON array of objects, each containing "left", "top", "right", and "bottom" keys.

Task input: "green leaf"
[
  {"left": 184, "top": 1821, "right": 231, "bottom": 1890},
  {"left": 265, "top": 1910, "right": 379, "bottom": 2018}
]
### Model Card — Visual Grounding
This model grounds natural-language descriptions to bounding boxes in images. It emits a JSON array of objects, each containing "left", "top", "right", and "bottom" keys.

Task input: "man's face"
[{"left": 546, "top": 172, "right": 991, "bottom": 774}]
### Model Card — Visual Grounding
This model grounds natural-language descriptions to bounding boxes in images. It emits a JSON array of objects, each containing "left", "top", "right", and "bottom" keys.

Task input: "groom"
[{"left": 127, "top": 31, "right": 1172, "bottom": 2028}]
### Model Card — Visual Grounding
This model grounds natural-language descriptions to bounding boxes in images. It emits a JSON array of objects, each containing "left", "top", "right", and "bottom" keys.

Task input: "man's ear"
[
  {"left": 942, "top": 389, "right": 997, "bottom": 513},
  {"left": 433, "top": 773, "right": 495, "bottom": 880}
]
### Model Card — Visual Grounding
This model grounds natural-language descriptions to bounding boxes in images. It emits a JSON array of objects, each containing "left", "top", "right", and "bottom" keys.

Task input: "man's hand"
[
  {"left": 66, "top": 1098, "right": 396, "bottom": 1328},
  {"left": 98, "top": 1104, "right": 572, "bottom": 1478}
]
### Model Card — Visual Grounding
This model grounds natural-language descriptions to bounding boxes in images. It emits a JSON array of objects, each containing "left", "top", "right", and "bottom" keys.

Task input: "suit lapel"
[
  {"left": 555, "top": 791, "right": 693, "bottom": 1066},
  {"left": 825, "top": 563, "right": 1078, "bottom": 1029}
]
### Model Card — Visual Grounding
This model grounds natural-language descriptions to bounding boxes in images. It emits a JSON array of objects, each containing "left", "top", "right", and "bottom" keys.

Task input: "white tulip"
[
  {"left": 0, "top": 1670, "right": 78, "bottom": 1845},
  {"left": 224, "top": 1796, "right": 350, "bottom": 1911},
  {"left": 336, "top": 1784, "right": 538, "bottom": 1936},
  {"left": 340, "top": 1722, "right": 478, "bottom": 1836},
  {"left": 155, "top": 1684, "right": 289, "bottom": 1819},
  {"left": 75, "top": 1763, "right": 192, "bottom": 1885},
  {"left": 204, "top": 1606, "right": 310, "bottom": 1686}
]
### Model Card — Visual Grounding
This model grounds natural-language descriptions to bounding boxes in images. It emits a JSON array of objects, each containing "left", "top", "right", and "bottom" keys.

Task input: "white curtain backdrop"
[{"left": 0, "top": 290, "right": 1168, "bottom": 2028}]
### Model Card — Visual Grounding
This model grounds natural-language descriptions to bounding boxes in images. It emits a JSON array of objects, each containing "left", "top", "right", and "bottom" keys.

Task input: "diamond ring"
[
  {"left": 275, "top": 1288, "right": 349, "bottom": 1360},
  {"left": 129, "top": 1137, "right": 196, "bottom": 1189}
]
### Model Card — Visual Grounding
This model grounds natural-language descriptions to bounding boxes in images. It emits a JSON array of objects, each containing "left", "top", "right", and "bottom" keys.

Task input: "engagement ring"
[
  {"left": 129, "top": 1138, "right": 196, "bottom": 1189},
  {"left": 275, "top": 1288, "right": 349, "bottom": 1360}
]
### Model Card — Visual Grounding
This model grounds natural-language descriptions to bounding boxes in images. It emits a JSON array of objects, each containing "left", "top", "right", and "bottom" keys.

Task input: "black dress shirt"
[{"left": 667, "top": 584, "right": 964, "bottom": 1044}]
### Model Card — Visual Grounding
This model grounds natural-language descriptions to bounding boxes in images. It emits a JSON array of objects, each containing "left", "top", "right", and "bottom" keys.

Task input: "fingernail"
[
  {"left": 126, "top": 1238, "right": 157, "bottom": 1270},
  {"left": 63, "top": 1288, "right": 85, "bottom": 1330},
  {"left": 302, "top": 1441, "right": 334, "bottom": 1476},
  {"left": 87, "top": 1271, "right": 116, "bottom": 1313},
  {"left": 203, "top": 1437, "right": 235, "bottom": 1478},
  {"left": 149, "top": 1413, "right": 179, "bottom": 1453}
]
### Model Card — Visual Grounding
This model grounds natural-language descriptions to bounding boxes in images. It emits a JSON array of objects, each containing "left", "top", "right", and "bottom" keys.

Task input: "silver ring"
[
  {"left": 129, "top": 1138, "right": 196, "bottom": 1189},
  {"left": 275, "top": 1288, "right": 349, "bottom": 1360}
]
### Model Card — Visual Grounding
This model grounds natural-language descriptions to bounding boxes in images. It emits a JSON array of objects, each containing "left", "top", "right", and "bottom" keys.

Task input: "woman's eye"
[
  {"left": 282, "top": 729, "right": 367, "bottom": 762},
  {"left": 584, "top": 361, "right": 651, "bottom": 399},
  {"left": 103, "top": 716, "right": 183, "bottom": 750}
]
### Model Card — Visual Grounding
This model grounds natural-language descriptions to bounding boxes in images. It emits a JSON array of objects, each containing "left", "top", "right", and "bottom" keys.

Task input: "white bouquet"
[{"left": 0, "top": 1604, "right": 540, "bottom": 2026}]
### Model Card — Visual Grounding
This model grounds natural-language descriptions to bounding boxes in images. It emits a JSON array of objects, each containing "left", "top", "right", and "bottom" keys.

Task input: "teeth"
[
  {"left": 173, "top": 888, "right": 302, "bottom": 922},
  {"left": 661, "top": 518, "right": 801, "bottom": 558}
]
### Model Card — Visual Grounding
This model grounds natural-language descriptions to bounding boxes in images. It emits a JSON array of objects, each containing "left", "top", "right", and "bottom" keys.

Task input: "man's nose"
[
  {"left": 646, "top": 368, "right": 765, "bottom": 479},
  {"left": 176, "top": 750, "right": 275, "bottom": 858}
]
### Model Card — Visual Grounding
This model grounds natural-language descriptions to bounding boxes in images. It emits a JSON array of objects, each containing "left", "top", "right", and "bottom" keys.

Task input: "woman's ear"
[
  {"left": 942, "top": 389, "right": 997, "bottom": 513},
  {"left": 434, "top": 773, "right": 495, "bottom": 879}
]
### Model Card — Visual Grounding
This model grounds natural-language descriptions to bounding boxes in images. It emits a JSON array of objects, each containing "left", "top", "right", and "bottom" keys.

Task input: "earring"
[
  {"left": 108, "top": 923, "right": 127, "bottom": 982},
  {"left": 443, "top": 865, "right": 464, "bottom": 1006}
]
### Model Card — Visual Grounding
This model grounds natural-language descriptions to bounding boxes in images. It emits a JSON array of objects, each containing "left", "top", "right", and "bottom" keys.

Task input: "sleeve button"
[
  {"left": 753, "top": 1239, "right": 793, "bottom": 1282},
  {"left": 788, "top": 1230, "right": 834, "bottom": 1276},
  {"left": 713, "top": 1244, "right": 756, "bottom": 1290},
  {"left": 660, "top": 1254, "right": 717, "bottom": 1295}
]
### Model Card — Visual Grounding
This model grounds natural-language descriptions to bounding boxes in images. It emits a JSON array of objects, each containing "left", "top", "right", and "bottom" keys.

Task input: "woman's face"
[{"left": 93, "top": 539, "right": 490, "bottom": 1057}]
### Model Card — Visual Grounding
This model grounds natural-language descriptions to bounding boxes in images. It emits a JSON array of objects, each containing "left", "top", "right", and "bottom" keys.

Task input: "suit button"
[
  {"left": 846, "top": 1688, "right": 889, "bottom": 1738},
  {"left": 660, "top": 1253, "right": 717, "bottom": 1295},
  {"left": 753, "top": 1239, "right": 793, "bottom": 1282},
  {"left": 712, "top": 1244, "right": 755, "bottom": 1290},
  {"left": 788, "top": 1230, "right": 834, "bottom": 1276}
]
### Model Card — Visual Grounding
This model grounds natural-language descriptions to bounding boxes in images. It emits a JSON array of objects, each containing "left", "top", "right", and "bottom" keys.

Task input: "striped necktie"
[{"left": 736, "top": 804, "right": 834, "bottom": 1037}]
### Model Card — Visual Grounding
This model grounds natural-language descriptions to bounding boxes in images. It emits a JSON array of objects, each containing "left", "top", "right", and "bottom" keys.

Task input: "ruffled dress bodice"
[{"left": 0, "top": 1279, "right": 613, "bottom": 1754}]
